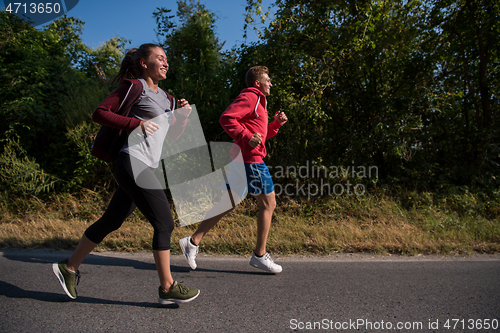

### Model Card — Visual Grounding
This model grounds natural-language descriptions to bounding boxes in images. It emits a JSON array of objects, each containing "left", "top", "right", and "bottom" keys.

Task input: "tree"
[
  {"left": 424, "top": 0, "right": 500, "bottom": 187},
  {"left": 0, "top": 12, "right": 75, "bottom": 154},
  {"left": 243, "top": 1, "right": 428, "bottom": 182},
  {"left": 153, "top": 0, "right": 240, "bottom": 141},
  {"left": 242, "top": 0, "right": 499, "bottom": 191},
  {"left": 0, "top": 12, "right": 121, "bottom": 193}
]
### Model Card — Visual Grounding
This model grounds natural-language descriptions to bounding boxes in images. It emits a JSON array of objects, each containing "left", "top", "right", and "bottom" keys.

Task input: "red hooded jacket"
[{"left": 220, "top": 87, "right": 282, "bottom": 163}]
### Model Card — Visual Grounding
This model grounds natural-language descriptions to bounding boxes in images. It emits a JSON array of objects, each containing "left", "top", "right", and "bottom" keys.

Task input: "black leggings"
[{"left": 85, "top": 153, "right": 175, "bottom": 250}]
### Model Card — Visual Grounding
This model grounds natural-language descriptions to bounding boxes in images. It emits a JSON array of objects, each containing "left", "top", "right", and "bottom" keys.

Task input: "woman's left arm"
[{"left": 167, "top": 98, "right": 192, "bottom": 141}]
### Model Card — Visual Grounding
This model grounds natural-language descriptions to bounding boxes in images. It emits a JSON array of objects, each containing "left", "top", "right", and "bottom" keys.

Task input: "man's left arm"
[{"left": 267, "top": 111, "right": 288, "bottom": 140}]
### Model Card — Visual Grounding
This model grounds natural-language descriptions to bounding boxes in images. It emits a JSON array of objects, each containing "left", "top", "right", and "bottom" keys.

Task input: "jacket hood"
[{"left": 241, "top": 87, "right": 266, "bottom": 97}]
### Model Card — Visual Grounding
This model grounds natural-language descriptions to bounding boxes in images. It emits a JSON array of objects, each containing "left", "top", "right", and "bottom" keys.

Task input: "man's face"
[{"left": 256, "top": 73, "right": 272, "bottom": 96}]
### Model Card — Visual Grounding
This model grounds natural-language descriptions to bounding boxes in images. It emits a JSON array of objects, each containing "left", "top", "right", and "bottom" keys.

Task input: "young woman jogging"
[{"left": 53, "top": 43, "right": 199, "bottom": 305}]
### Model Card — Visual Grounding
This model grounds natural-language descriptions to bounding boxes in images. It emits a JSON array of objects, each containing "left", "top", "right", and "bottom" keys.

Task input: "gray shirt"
[{"left": 122, "top": 79, "right": 174, "bottom": 168}]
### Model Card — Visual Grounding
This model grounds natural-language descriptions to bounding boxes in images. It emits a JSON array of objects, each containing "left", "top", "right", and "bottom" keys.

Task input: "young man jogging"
[{"left": 179, "top": 66, "right": 288, "bottom": 273}]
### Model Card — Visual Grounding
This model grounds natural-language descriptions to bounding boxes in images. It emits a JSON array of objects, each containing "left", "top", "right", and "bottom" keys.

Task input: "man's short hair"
[{"left": 245, "top": 66, "right": 269, "bottom": 87}]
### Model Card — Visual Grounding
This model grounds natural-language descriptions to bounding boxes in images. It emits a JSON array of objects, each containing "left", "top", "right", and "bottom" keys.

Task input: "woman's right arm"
[{"left": 91, "top": 81, "right": 142, "bottom": 131}]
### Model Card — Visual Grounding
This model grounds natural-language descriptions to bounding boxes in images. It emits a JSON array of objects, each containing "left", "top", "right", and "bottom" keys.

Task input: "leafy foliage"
[
  {"left": 0, "top": 0, "right": 498, "bottom": 203},
  {"left": 0, "top": 12, "right": 119, "bottom": 195},
  {"left": 0, "top": 12, "right": 70, "bottom": 153},
  {"left": 242, "top": 0, "right": 499, "bottom": 192},
  {"left": 0, "top": 138, "right": 58, "bottom": 196},
  {"left": 0, "top": 1, "right": 498, "bottom": 256},
  {"left": 154, "top": 0, "right": 242, "bottom": 141}
]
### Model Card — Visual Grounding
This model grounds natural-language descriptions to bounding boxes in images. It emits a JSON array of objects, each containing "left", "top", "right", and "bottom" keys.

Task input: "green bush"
[
  {"left": 0, "top": 138, "right": 58, "bottom": 196},
  {"left": 65, "top": 121, "right": 115, "bottom": 191}
]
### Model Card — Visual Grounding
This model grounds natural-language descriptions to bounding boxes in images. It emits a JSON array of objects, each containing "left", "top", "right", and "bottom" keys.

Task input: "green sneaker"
[
  {"left": 52, "top": 259, "right": 80, "bottom": 299},
  {"left": 158, "top": 281, "right": 200, "bottom": 305}
]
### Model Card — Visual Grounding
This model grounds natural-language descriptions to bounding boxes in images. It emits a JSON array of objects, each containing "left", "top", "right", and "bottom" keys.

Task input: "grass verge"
[{"left": 0, "top": 188, "right": 499, "bottom": 255}]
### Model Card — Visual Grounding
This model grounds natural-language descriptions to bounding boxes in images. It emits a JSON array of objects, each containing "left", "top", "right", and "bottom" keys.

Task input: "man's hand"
[
  {"left": 249, "top": 132, "right": 262, "bottom": 148},
  {"left": 176, "top": 98, "right": 192, "bottom": 117},
  {"left": 140, "top": 120, "right": 159, "bottom": 136},
  {"left": 275, "top": 111, "right": 288, "bottom": 125}
]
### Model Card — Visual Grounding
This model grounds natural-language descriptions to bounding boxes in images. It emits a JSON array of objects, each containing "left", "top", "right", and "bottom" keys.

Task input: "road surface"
[{"left": 1, "top": 250, "right": 499, "bottom": 332}]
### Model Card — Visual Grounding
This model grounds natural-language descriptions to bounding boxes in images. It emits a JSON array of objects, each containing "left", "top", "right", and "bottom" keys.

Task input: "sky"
[{"left": 42, "top": 0, "right": 276, "bottom": 52}]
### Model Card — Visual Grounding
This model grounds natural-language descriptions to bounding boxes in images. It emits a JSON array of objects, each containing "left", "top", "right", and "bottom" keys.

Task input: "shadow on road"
[
  {"left": 2, "top": 251, "right": 169, "bottom": 271},
  {"left": 2, "top": 250, "right": 276, "bottom": 275},
  {"left": 0, "top": 280, "right": 180, "bottom": 308},
  {"left": 195, "top": 267, "right": 275, "bottom": 275}
]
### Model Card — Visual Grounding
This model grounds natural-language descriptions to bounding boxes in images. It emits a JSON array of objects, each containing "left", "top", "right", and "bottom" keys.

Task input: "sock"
[
  {"left": 68, "top": 268, "right": 77, "bottom": 273},
  {"left": 190, "top": 238, "right": 198, "bottom": 246},
  {"left": 255, "top": 252, "right": 264, "bottom": 258},
  {"left": 162, "top": 281, "right": 177, "bottom": 293}
]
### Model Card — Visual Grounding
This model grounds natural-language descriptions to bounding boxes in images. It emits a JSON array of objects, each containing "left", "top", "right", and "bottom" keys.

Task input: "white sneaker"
[
  {"left": 249, "top": 252, "right": 282, "bottom": 273},
  {"left": 179, "top": 236, "right": 199, "bottom": 270}
]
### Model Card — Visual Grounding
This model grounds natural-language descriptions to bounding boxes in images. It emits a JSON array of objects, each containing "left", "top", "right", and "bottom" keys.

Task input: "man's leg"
[
  {"left": 191, "top": 211, "right": 230, "bottom": 245},
  {"left": 191, "top": 189, "right": 238, "bottom": 245},
  {"left": 179, "top": 211, "right": 230, "bottom": 270},
  {"left": 179, "top": 189, "right": 240, "bottom": 269},
  {"left": 245, "top": 162, "right": 282, "bottom": 273},
  {"left": 253, "top": 191, "right": 276, "bottom": 256},
  {"left": 249, "top": 189, "right": 282, "bottom": 273}
]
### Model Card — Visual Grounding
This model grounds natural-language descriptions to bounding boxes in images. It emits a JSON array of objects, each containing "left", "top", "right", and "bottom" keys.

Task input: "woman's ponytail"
[{"left": 108, "top": 48, "right": 138, "bottom": 85}]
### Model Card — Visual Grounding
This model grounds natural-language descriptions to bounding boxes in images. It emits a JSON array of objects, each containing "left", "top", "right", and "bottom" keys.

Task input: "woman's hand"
[
  {"left": 176, "top": 98, "right": 192, "bottom": 117},
  {"left": 140, "top": 120, "right": 160, "bottom": 136}
]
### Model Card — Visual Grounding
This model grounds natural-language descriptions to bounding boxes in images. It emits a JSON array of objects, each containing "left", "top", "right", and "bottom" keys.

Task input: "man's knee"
[{"left": 257, "top": 192, "right": 276, "bottom": 211}]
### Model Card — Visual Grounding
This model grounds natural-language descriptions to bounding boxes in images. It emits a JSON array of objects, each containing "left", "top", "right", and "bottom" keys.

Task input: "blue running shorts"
[{"left": 245, "top": 162, "right": 275, "bottom": 195}]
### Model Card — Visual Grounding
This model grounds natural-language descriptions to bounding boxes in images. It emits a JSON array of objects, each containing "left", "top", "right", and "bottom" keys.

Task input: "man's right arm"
[{"left": 219, "top": 94, "right": 254, "bottom": 144}]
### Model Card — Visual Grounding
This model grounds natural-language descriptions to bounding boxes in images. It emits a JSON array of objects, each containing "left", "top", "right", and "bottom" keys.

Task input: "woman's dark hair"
[{"left": 108, "top": 43, "right": 162, "bottom": 85}]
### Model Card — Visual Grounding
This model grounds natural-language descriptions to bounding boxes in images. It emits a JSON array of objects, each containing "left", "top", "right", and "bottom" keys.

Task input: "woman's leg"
[
  {"left": 128, "top": 186, "right": 176, "bottom": 290},
  {"left": 69, "top": 185, "right": 136, "bottom": 271},
  {"left": 153, "top": 250, "right": 174, "bottom": 290},
  {"left": 67, "top": 234, "right": 98, "bottom": 272},
  {"left": 116, "top": 154, "right": 176, "bottom": 290},
  {"left": 53, "top": 154, "right": 137, "bottom": 299}
]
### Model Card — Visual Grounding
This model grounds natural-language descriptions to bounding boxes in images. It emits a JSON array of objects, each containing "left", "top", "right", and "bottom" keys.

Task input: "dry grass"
[{"left": 1, "top": 190, "right": 499, "bottom": 255}]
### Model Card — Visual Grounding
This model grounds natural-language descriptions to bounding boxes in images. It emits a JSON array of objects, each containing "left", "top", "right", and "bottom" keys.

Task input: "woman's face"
[{"left": 141, "top": 47, "right": 169, "bottom": 82}]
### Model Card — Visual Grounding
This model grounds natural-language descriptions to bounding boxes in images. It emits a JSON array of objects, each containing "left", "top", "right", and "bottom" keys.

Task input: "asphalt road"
[{"left": 1, "top": 250, "right": 499, "bottom": 332}]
